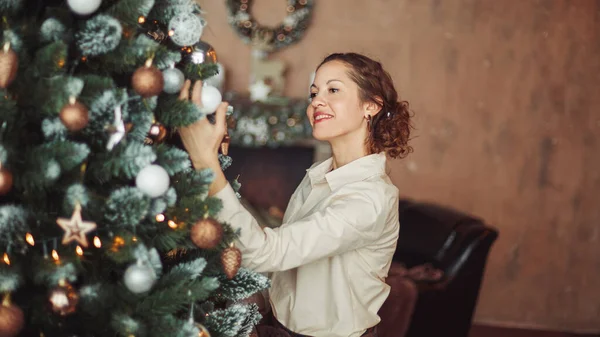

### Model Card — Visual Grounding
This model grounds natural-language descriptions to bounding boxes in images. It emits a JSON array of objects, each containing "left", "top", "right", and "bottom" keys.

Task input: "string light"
[
  {"left": 93, "top": 236, "right": 102, "bottom": 248},
  {"left": 25, "top": 233, "right": 35, "bottom": 246},
  {"left": 138, "top": 16, "right": 146, "bottom": 24},
  {"left": 3, "top": 253, "right": 9, "bottom": 265},
  {"left": 132, "top": 236, "right": 138, "bottom": 242},
  {"left": 111, "top": 236, "right": 125, "bottom": 252},
  {"left": 75, "top": 246, "right": 83, "bottom": 256},
  {"left": 155, "top": 214, "right": 165, "bottom": 222},
  {"left": 51, "top": 249, "right": 59, "bottom": 262},
  {"left": 168, "top": 30, "right": 175, "bottom": 37},
  {"left": 168, "top": 220, "right": 178, "bottom": 229}
]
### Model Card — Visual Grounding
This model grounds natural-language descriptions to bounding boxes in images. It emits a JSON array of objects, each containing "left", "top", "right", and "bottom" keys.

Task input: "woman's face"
[{"left": 307, "top": 60, "right": 367, "bottom": 142}]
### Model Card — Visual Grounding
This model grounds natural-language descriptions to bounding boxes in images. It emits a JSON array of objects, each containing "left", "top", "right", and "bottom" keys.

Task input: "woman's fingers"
[
  {"left": 191, "top": 80, "right": 203, "bottom": 106},
  {"left": 179, "top": 79, "right": 191, "bottom": 100},
  {"left": 214, "top": 102, "right": 229, "bottom": 135}
]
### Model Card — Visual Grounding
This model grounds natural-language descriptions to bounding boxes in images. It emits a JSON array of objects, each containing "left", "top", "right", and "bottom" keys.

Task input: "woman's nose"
[{"left": 311, "top": 94, "right": 326, "bottom": 108}]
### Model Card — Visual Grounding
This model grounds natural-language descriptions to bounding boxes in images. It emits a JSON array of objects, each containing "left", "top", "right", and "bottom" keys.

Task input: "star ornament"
[
  {"left": 248, "top": 80, "right": 272, "bottom": 102},
  {"left": 56, "top": 203, "right": 97, "bottom": 248}
]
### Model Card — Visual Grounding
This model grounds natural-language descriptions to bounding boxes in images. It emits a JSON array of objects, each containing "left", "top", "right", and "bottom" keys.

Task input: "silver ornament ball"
[
  {"left": 124, "top": 262, "right": 156, "bottom": 294},
  {"left": 162, "top": 67, "right": 185, "bottom": 94},
  {"left": 182, "top": 41, "right": 217, "bottom": 66}
]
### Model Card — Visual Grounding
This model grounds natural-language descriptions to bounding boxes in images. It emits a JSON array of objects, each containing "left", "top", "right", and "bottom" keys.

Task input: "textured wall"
[{"left": 197, "top": 0, "right": 600, "bottom": 332}]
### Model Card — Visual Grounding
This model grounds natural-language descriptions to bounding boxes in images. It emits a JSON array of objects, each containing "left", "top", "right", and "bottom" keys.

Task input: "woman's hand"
[
  {"left": 178, "top": 79, "right": 229, "bottom": 169},
  {"left": 178, "top": 79, "right": 229, "bottom": 195}
]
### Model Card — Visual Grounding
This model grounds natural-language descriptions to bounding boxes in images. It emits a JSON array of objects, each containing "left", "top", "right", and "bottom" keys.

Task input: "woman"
[{"left": 178, "top": 53, "right": 413, "bottom": 337}]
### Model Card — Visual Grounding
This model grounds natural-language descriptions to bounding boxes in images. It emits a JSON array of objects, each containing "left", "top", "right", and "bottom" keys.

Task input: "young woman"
[{"left": 178, "top": 53, "right": 413, "bottom": 337}]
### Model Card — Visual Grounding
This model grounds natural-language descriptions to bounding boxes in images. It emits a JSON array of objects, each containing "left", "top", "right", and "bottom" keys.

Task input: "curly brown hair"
[{"left": 317, "top": 53, "right": 414, "bottom": 159}]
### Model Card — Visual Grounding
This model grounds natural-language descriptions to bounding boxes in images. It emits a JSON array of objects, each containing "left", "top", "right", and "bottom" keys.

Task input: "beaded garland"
[{"left": 225, "top": 0, "right": 314, "bottom": 52}]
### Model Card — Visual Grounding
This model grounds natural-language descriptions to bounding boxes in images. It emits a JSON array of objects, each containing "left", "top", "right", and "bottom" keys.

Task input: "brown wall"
[{"left": 197, "top": 0, "right": 600, "bottom": 332}]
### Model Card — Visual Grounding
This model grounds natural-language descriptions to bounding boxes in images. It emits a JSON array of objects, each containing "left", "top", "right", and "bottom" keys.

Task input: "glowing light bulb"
[
  {"left": 25, "top": 233, "right": 35, "bottom": 246},
  {"left": 93, "top": 236, "right": 101, "bottom": 248},
  {"left": 51, "top": 249, "right": 59, "bottom": 262}
]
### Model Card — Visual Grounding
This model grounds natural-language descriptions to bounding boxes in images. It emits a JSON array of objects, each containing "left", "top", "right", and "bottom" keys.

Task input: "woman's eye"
[
  {"left": 309, "top": 92, "right": 317, "bottom": 99},
  {"left": 329, "top": 88, "right": 339, "bottom": 93}
]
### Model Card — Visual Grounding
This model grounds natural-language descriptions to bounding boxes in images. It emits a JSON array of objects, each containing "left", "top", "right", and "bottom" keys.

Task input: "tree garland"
[{"left": 225, "top": 0, "right": 314, "bottom": 52}]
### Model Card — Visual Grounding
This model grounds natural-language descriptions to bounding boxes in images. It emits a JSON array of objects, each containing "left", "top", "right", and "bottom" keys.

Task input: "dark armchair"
[{"left": 379, "top": 199, "right": 499, "bottom": 337}]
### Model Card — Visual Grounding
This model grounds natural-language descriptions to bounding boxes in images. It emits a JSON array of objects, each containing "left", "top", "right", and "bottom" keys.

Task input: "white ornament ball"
[
  {"left": 67, "top": 0, "right": 102, "bottom": 15},
  {"left": 136, "top": 164, "right": 170, "bottom": 198},
  {"left": 168, "top": 13, "right": 204, "bottom": 47},
  {"left": 162, "top": 67, "right": 185, "bottom": 94},
  {"left": 124, "top": 262, "right": 156, "bottom": 294},
  {"left": 199, "top": 85, "right": 222, "bottom": 114}
]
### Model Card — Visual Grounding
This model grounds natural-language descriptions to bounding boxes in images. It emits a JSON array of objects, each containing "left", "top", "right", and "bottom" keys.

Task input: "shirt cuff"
[{"left": 213, "top": 183, "right": 241, "bottom": 223}]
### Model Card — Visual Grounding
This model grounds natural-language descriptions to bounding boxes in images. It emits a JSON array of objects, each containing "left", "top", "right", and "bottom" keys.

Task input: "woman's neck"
[{"left": 329, "top": 134, "right": 369, "bottom": 170}]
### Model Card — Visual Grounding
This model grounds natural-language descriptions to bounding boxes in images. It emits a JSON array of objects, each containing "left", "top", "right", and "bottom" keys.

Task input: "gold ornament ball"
[
  {"left": 0, "top": 168, "right": 13, "bottom": 196},
  {"left": 0, "top": 294, "right": 24, "bottom": 337},
  {"left": 190, "top": 217, "right": 223, "bottom": 249},
  {"left": 49, "top": 280, "right": 79, "bottom": 316},
  {"left": 60, "top": 98, "right": 89, "bottom": 132},
  {"left": 132, "top": 59, "right": 164, "bottom": 98},
  {"left": 144, "top": 122, "right": 168, "bottom": 145},
  {"left": 0, "top": 43, "right": 18, "bottom": 89},
  {"left": 195, "top": 323, "right": 211, "bottom": 337},
  {"left": 221, "top": 244, "right": 242, "bottom": 279}
]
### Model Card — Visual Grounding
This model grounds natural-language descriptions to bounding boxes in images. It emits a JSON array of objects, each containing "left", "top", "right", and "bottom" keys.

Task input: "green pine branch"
[
  {"left": 17, "top": 141, "right": 90, "bottom": 190},
  {"left": 104, "top": 187, "right": 152, "bottom": 228},
  {"left": 203, "top": 303, "right": 262, "bottom": 337},
  {"left": 171, "top": 168, "right": 214, "bottom": 198},
  {"left": 90, "top": 34, "right": 178, "bottom": 74},
  {"left": 0, "top": 266, "right": 22, "bottom": 293},
  {"left": 155, "top": 95, "right": 204, "bottom": 127},
  {"left": 30, "top": 40, "right": 68, "bottom": 78},
  {"left": 134, "top": 276, "right": 220, "bottom": 316},
  {"left": 88, "top": 142, "right": 156, "bottom": 182},
  {"left": 78, "top": 75, "right": 117, "bottom": 105},
  {"left": 181, "top": 62, "right": 219, "bottom": 82},
  {"left": 145, "top": 314, "right": 198, "bottom": 337},
  {"left": 106, "top": 0, "right": 156, "bottom": 27},
  {"left": 216, "top": 268, "right": 270, "bottom": 302},
  {"left": 0, "top": 92, "right": 21, "bottom": 134},
  {"left": 157, "top": 258, "right": 207, "bottom": 286},
  {"left": 154, "top": 144, "right": 191, "bottom": 175},
  {"left": 0, "top": 204, "right": 29, "bottom": 248},
  {"left": 30, "top": 76, "right": 84, "bottom": 117},
  {"left": 40, "top": 140, "right": 90, "bottom": 170}
]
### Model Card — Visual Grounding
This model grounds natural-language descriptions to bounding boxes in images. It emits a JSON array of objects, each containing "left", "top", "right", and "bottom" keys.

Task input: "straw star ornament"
[{"left": 56, "top": 203, "right": 97, "bottom": 248}]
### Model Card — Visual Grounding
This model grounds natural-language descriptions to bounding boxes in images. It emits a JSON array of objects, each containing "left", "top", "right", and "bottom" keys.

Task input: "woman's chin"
[{"left": 312, "top": 130, "right": 333, "bottom": 142}]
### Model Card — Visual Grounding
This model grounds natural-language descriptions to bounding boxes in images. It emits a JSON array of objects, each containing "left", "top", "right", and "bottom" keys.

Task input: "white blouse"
[{"left": 214, "top": 152, "right": 400, "bottom": 337}]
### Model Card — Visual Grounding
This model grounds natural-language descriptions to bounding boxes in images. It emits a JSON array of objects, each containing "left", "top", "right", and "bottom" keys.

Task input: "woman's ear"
[{"left": 364, "top": 97, "right": 383, "bottom": 117}]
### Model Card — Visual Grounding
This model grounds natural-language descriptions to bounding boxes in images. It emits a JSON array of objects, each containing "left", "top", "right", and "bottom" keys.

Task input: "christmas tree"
[{"left": 0, "top": 0, "right": 269, "bottom": 336}]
